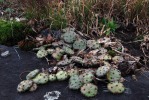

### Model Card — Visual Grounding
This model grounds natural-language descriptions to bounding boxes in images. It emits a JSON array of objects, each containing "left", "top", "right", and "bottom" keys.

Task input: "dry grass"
[{"left": 19, "top": 0, "right": 149, "bottom": 34}]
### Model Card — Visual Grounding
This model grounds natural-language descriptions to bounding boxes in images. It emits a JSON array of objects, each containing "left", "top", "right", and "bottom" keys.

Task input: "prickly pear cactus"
[
  {"left": 73, "top": 39, "right": 87, "bottom": 50},
  {"left": 81, "top": 83, "right": 98, "bottom": 97},
  {"left": 26, "top": 69, "right": 40, "bottom": 80},
  {"left": 33, "top": 73, "right": 49, "bottom": 84},
  {"left": 62, "top": 46, "right": 74, "bottom": 55},
  {"left": 62, "top": 31, "right": 76, "bottom": 43},
  {"left": 68, "top": 68, "right": 79, "bottom": 77},
  {"left": 69, "top": 75, "right": 83, "bottom": 90},
  {"left": 36, "top": 49, "right": 48, "bottom": 58},
  {"left": 107, "top": 68, "right": 121, "bottom": 82},
  {"left": 80, "top": 72, "right": 94, "bottom": 83},
  {"left": 96, "top": 66, "right": 110, "bottom": 77},
  {"left": 107, "top": 82, "right": 125, "bottom": 94},
  {"left": 29, "top": 83, "right": 38, "bottom": 92},
  {"left": 17, "top": 80, "right": 33, "bottom": 92},
  {"left": 49, "top": 74, "right": 57, "bottom": 82},
  {"left": 87, "top": 40, "right": 100, "bottom": 49},
  {"left": 56, "top": 70, "right": 68, "bottom": 81}
]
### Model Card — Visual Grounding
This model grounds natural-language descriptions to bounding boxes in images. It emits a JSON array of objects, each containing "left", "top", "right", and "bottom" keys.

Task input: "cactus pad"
[
  {"left": 36, "top": 49, "right": 48, "bottom": 58},
  {"left": 69, "top": 75, "right": 83, "bottom": 90},
  {"left": 96, "top": 66, "right": 110, "bottom": 77},
  {"left": 73, "top": 39, "right": 87, "bottom": 50},
  {"left": 81, "top": 83, "right": 98, "bottom": 97},
  {"left": 29, "top": 83, "right": 38, "bottom": 92},
  {"left": 79, "top": 72, "right": 94, "bottom": 83},
  {"left": 107, "top": 68, "right": 121, "bottom": 82},
  {"left": 33, "top": 73, "right": 49, "bottom": 84},
  {"left": 62, "top": 31, "right": 76, "bottom": 43},
  {"left": 26, "top": 69, "right": 40, "bottom": 80},
  {"left": 62, "top": 46, "right": 74, "bottom": 55},
  {"left": 17, "top": 80, "right": 33, "bottom": 92},
  {"left": 56, "top": 70, "right": 68, "bottom": 81},
  {"left": 49, "top": 74, "right": 57, "bottom": 82},
  {"left": 68, "top": 68, "right": 79, "bottom": 77},
  {"left": 107, "top": 82, "right": 125, "bottom": 94}
]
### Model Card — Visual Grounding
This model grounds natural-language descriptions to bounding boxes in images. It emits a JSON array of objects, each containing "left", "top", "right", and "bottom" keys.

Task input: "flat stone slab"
[{"left": 0, "top": 45, "right": 149, "bottom": 100}]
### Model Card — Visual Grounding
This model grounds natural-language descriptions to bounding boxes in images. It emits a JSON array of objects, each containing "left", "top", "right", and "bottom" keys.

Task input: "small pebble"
[{"left": 1, "top": 50, "right": 10, "bottom": 57}]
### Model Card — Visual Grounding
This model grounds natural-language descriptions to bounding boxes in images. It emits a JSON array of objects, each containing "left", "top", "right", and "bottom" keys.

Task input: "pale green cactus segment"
[
  {"left": 107, "top": 81, "right": 125, "bottom": 94},
  {"left": 112, "top": 56, "right": 124, "bottom": 63},
  {"left": 67, "top": 68, "right": 79, "bottom": 77},
  {"left": 62, "top": 31, "right": 76, "bottom": 43},
  {"left": 81, "top": 83, "right": 98, "bottom": 97},
  {"left": 62, "top": 46, "right": 74, "bottom": 55},
  {"left": 87, "top": 40, "right": 100, "bottom": 49},
  {"left": 29, "top": 83, "right": 38, "bottom": 92},
  {"left": 79, "top": 72, "right": 94, "bottom": 84},
  {"left": 73, "top": 39, "right": 87, "bottom": 50},
  {"left": 36, "top": 49, "right": 48, "bottom": 58},
  {"left": 104, "top": 54, "right": 112, "bottom": 60},
  {"left": 49, "top": 74, "right": 57, "bottom": 82},
  {"left": 33, "top": 73, "right": 49, "bottom": 84},
  {"left": 69, "top": 75, "right": 83, "bottom": 90},
  {"left": 47, "top": 49, "right": 55, "bottom": 54},
  {"left": 26, "top": 69, "right": 40, "bottom": 80},
  {"left": 56, "top": 70, "right": 68, "bottom": 81},
  {"left": 17, "top": 80, "right": 33, "bottom": 92},
  {"left": 107, "top": 68, "right": 121, "bottom": 82},
  {"left": 52, "top": 48, "right": 64, "bottom": 61},
  {"left": 96, "top": 65, "right": 110, "bottom": 77}
]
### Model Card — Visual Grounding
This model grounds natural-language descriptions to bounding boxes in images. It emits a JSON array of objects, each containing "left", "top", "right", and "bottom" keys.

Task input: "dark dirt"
[{"left": 0, "top": 45, "right": 149, "bottom": 100}]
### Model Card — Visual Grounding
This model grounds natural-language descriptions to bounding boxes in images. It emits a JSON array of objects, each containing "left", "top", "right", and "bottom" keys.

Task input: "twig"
[
  {"left": 45, "top": 57, "right": 50, "bottom": 65},
  {"left": 13, "top": 47, "right": 21, "bottom": 60},
  {"left": 19, "top": 71, "right": 30, "bottom": 80}
]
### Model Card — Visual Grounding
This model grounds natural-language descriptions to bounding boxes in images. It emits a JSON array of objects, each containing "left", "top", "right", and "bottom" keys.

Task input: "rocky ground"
[{"left": 0, "top": 45, "right": 149, "bottom": 100}]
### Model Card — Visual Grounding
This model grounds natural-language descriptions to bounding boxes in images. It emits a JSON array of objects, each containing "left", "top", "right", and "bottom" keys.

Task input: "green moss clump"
[{"left": 0, "top": 20, "right": 27, "bottom": 45}]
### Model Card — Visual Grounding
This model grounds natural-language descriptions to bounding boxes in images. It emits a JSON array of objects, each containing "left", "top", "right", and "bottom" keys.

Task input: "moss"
[{"left": 0, "top": 20, "right": 27, "bottom": 45}]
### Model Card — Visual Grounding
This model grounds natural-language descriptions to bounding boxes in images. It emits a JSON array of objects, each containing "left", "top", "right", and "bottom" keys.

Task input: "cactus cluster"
[{"left": 19, "top": 32, "right": 129, "bottom": 97}]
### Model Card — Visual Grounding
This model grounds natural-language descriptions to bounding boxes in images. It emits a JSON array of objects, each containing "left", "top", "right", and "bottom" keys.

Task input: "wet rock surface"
[{"left": 0, "top": 45, "right": 149, "bottom": 100}]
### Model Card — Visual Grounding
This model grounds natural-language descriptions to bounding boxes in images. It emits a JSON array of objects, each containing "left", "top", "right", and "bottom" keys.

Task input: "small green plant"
[
  {"left": 0, "top": 20, "right": 27, "bottom": 45},
  {"left": 100, "top": 18, "right": 119, "bottom": 35}
]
